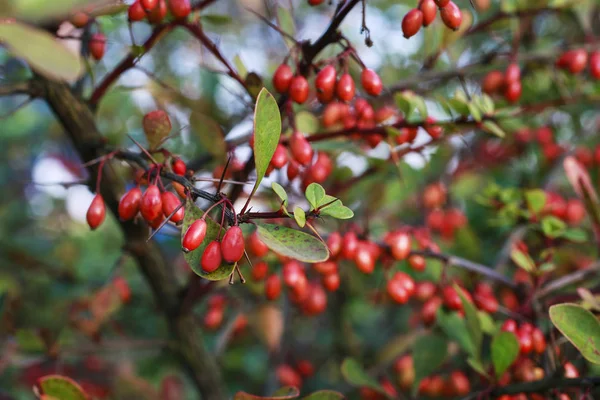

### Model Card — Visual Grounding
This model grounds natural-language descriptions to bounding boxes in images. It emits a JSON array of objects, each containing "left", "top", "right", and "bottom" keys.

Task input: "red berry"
[
  {"left": 387, "top": 278, "right": 409, "bottom": 304},
  {"left": 424, "top": 116, "right": 443, "bottom": 139},
  {"left": 482, "top": 70, "right": 505, "bottom": 94},
  {"left": 419, "top": 0, "right": 437, "bottom": 27},
  {"left": 296, "top": 360, "right": 314, "bottom": 377},
  {"left": 422, "top": 296, "right": 442, "bottom": 325},
  {"left": 289, "top": 131, "right": 313, "bottom": 165},
  {"left": 70, "top": 12, "right": 90, "bottom": 28},
  {"left": 118, "top": 187, "right": 142, "bottom": 221},
  {"left": 501, "top": 319, "right": 517, "bottom": 333},
  {"left": 128, "top": 1, "right": 146, "bottom": 21},
  {"left": 505, "top": 63, "right": 521, "bottom": 85},
  {"left": 327, "top": 232, "right": 342, "bottom": 258},
  {"left": 89, "top": 33, "right": 106, "bottom": 61},
  {"left": 303, "top": 283, "right": 327, "bottom": 315},
  {"left": 341, "top": 232, "right": 359, "bottom": 259},
  {"left": 360, "top": 68, "right": 383, "bottom": 96},
  {"left": 566, "top": 49, "right": 588, "bottom": 74},
  {"left": 276, "top": 364, "right": 302, "bottom": 388},
  {"left": 270, "top": 143, "right": 288, "bottom": 169},
  {"left": 221, "top": 226, "right": 245, "bottom": 263},
  {"left": 590, "top": 51, "right": 600, "bottom": 79},
  {"left": 282, "top": 261, "right": 304, "bottom": 288},
  {"left": 182, "top": 219, "right": 207, "bottom": 252},
  {"left": 161, "top": 191, "right": 184, "bottom": 223},
  {"left": 517, "top": 328, "right": 533, "bottom": 354},
  {"left": 140, "top": 185, "right": 163, "bottom": 222},
  {"left": 265, "top": 274, "right": 281, "bottom": 300},
  {"left": 172, "top": 158, "right": 186, "bottom": 175},
  {"left": 273, "top": 64, "right": 293, "bottom": 94},
  {"left": 434, "top": 0, "right": 450, "bottom": 6},
  {"left": 87, "top": 194, "right": 106, "bottom": 230},
  {"left": 168, "top": 0, "right": 191, "bottom": 19},
  {"left": 141, "top": 0, "right": 158, "bottom": 9},
  {"left": 565, "top": 199, "right": 585, "bottom": 225},
  {"left": 203, "top": 307, "right": 223, "bottom": 330},
  {"left": 449, "top": 371, "right": 470, "bottom": 396},
  {"left": 408, "top": 254, "right": 426, "bottom": 272},
  {"left": 322, "top": 273, "right": 340, "bottom": 292},
  {"left": 423, "top": 182, "right": 447, "bottom": 209},
  {"left": 442, "top": 286, "right": 462, "bottom": 310},
  {"left": 354, "top": 243, "right": 375, "bottom": 274},
  {"left": 315, "top": 65, "right": 337, "bottom": 103},
  {"left": 287, "top": 159, "right": 300, "bottom": 180},
  {"left": 387, "top": 231, "right": 412, "bottom": 260},
  {"left": 440, "top": 1, "right": 462, "bottom": 30},
  {"left": 112, "top": 277, "right": 131, "bottom": 303},
  {"left": 415, "top": 281, "right": 437, "bottom": 302},
  {"left": 402, "top": 9, "right": 423, "bottom": 38},
  {"left": 474, "top": 293, "right": 498, "bottom": 314},
  {"left": 201, "top": 241, "right": 222, "bottom": 272},
  {"left": 531, "top": 328, "right": 546, "bottom": 354},
  {"left": 147, "top": 0, "right": 167, "bottom": 23},
  {"left": 251, "top": 261, "right": 269, "bottom": 281},
  {"left": 504, "top": 80, "right": 522, "bottom": 103},
  {"left": 336, "top": 73, "right": 356, "bottom": 102},
  {"left": 247, "top": 232, "right": 269, "bottom": 257},
  {"left": 289, "top": 76, "right": 309, "bottom": 104}
]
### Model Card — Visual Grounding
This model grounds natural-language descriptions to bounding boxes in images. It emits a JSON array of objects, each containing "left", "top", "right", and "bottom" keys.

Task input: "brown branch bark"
[{"left": 36, "top": 76, "right": 228, "bottom": 400}]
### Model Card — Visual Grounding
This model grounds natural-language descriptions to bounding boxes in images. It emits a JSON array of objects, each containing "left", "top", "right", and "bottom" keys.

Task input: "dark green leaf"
[
  {"left": 256, "top": 223, "right": 329, "bottom": 262},
  {"left": 549, "top": 303, "right": 600, "bottom": 364},
  {"left": 182, "top": 198, "right": 235, "bottom": 280},
  {"left": 455, "top": 283, "right": 483, "bottom": 360},
  {"left": 412, "top": 333, "right": 447, "bottom": 392},
  {"left": 436, "top": 308, "right": 476, "bottom": 357},
  {"left": 340, "top": 358, "right": 386, "bottom": 394},
  {"left": 491, "top": 331, "right": 520, "bottom": 378}
]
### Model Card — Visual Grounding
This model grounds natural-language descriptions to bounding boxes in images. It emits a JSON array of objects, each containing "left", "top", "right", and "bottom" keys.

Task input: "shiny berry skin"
[
  {"left": 354, "top": 244, "right": 375, "bottom": 274},
  {"left": 336, "top": 73, "right": 356, "bottom": 102},
  {"left": 251, "top": 261, "right": 268, "bottom": 281},
  {"left": 388, "top": 231, "right": 412, "bottom": 260},
  {"left": 482, "top": 70, "right": 505, "bottom": 94},
  {"left": 314, "top": 261, "right": 337, "bottom": 275},
  {"left": 168, "top": 0, "right": 191, "bottom": 19},
  {"left": 128, "top": 1, "right": 146, "bottom": 21},
  {"left": 408, "top": 254, "right": 426, "bottom": 272},
  {"left": 563, "top": 362, "right": 579, "bottom": 378},
  {"left": 161, "top": 191, "right": 184, "bottom": 223},
  {"left": 118, "top": 187, "right": 142, "bottom": 221},
  {"left": 565, "top": 199, "right": 585, "bottom": 225},
  {"left": 565, "top": 49, "right": 588, "bottom": 74},
  {"left": 327, "top": 232, "right": 342, "bottom": 257},
  {"left": 517, "top": 328, "right": 533, "bottom": 354},
  {"left": 415, "top": 281, "right": 437, "bottom": 302},
  {"left": 423, "top": 182, "right": 447, "bottom": 209},
  {"left": 201, "top": 241, "right": 222, "bottom": 272},
  {"left": 303, "top": 283, "right": 327, "bottom": 315},
  {"left": 322, "top": 273, "right": 340, "bottom": 292},
  {"left": 87, "top": 194, "right": 106, "bottom": 230},
  {"left": 504, "top": 63, "right": 521, "bottom": 85},
  {"left": 248, "top": 232, "right": 269, "bottom": 257},
  {"left": 402, "top": 9, "right": 423, "bottom": 39},
  {"left": 360, "top": 68, "right": 383, "bottom": 96},
  {"left": 289, "top": 76, "right": 309, "bottom": 104},
  {"left": 270, "top": 144, "right": 288, "bottom": 169},
  {"left": 341, "top": 232, "right": 359, "bottom": 259},
  {"left": 315, "top": 65, "right": 337, "bottom": 103},
  {"left": 89, "top": 33, "right": 106, "bottom": 61},
  {"left": 273, "top": 64, "right": 293, "bottom": 93},
  {"left": 149, "top": 215, "right": 165, "bottom": 229},
  {"left": 440, "top": 1, "right": 462, "bottom": 30},
  {"left": 449, "top": 371, "right": 470, "bottom": 396},
  {"left": 289, "top": 131, "right": 313, "bottom": 165},
  {"left": 590, "top": 51, "right": 600, "bottom": 79},
  {"left": 434, "top": 0, "right": 450, "bottom": 6},
  {"left": 265, "top": 274, "right": 281, "bottom": 300},
  {"left": 422, "top": 296, "right": 442, "bottom": 325},
  {"left": 504, "top": 80, "right": 522, "bottom": 103},
  {"left": 442, "top": 286, "right": 462, "bottom": 310},
  {"left": 286, "top": 160, "right": 300, "bottom": 180},
  {"left": 70, "top": 12, "right": 89, "bottom": 28},
  {"left": 141, "top": 0, "right": 158, "bottom": 10},
  {"left": 501, "top": 319, "right": 517, "bottom": 333},
  {"left": 140, "top": 185, "right": 163, "bottom": 222},
  {"left": 531, "top": 328, "right": 546, "bottom": 354},
  {"left": 220, "top": 226, "right": 245, "bottom": 263},
  {"left": 419, "top": 0, "right": 437, "bottom": 27},
  {"left": 282, "top": 261, "right": 304, "bottom": 288},
  {"left": 147, "top": 0, "right": 167, "bottom": 23},
  {"left": 182, "top": 219, "right": 207, "bottom": 252},
  {"left": 387, "top": 278, "right": 409, "bottom": 304},
  {"left": 172, "top": 158, "right": 186, "bottom": 175}
]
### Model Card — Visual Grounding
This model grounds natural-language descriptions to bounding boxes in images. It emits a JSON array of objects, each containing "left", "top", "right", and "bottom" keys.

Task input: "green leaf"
[
  {"left": 181, "top": 198, "right": 235, "bottom": 280},
  {"left": 510, "top": 248, "right": 536, "bottom": 272},
  {"left": 491, "top": 331, "right": 520, "bottom": 378},
  {"left": 541, "top": 216, "right": 566, "bottom": 238},
  {"left": 549, "top": 303, "right": 600, "bottom": 364},
  {"left": 318, "top": 194, "right": 338, "bottom": 208},
  {"left": 340, "top": 358, "right": 386, "bottom": 395},
  {"left": 37, "top": 375, "right": 88, "bottom": 400},
  {"left": 201, "top": 14, "right": 232, "bottom": 25},
  {"left": 561, "top": 228, "right": 588, "bottom": 242},
  {"left": 296, "top": 111, "right": 320, "bottom": 133},
  {"left": 4, "top": 0, "right": 95, "bottom": 21},
  {"left": 256, "top": 223, "right": 329, "bottom": 263},
  {"left": 302, "top": 390, "right": 345, "bottom": 400},
  {"left": 276, "top": 7, "right": 295, "bottom": 49},
  {"left": 436, "top": 308, "right": 476, "bottom": 357},
  {"left": 234, "top": 55, "right": 248, "bottom": 78},
  {"left": 468, "top": 102, "right": 482, "bottom": 122},
  {"left": 412, "top": 333, "right": 447, "bottom": 393},
  {"left": 455, "top": 284, "right": 483, "bottom": 360},
  {"left": 305, "top": 183, "right": 326, "bottom": 210},
  {"left": 467, "top": 357, "right": 490, "bottom": 378},
  {"left": 478, "top": 311, "right": 497, "bottom": 335},
  {"left": 447, "top": 98, "right": 470, "bottom": 116},
  {"left": 482, "top": 121, "right": 506, "bottom": 138},
  {"left": 319, "top": 201, "right": 354, "bottom": 219},
  {"left": 293, "top": 207, "right": 306, "bottom": 228},
  {"left": 189, "top": 111, "right": 226, "bottom": 160},
  {"left": 525, "top": 189, "right": 546, "bottom": 214},
  {"left": 271, "top": 182, "right": 288, "bottom": 207},
  {"left": 0, "top": 21, "right": 82, "bottom": 81},
  {"left": 234, "top": 386, "right": 300, "bottom": 400},
  {"left": 251, "top": 88, "right": 281, "bottom": 199}
]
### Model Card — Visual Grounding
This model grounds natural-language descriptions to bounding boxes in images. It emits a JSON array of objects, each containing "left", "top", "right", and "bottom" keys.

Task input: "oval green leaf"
[
  {"left": 182, "top": 198, "right": 235, "bottom": 280},
  {"left": 491, "top": 331, "right": 519, "bottom": 378},
  {"left": 271, "top": 182, "right": 288, "bottom": 207},
  {"left": 549, "top": 303, "right": 600, "bottom": 364},
  {"left": 36, "top": 375, "right": 88, "bottom": 400},
  {"left": 293, "top": 207, "right": 306, "bottom": 228},
  {"left": 305, "top": 183, "right": 325, "bottom": 210},
  {"left": 320, "top": 202, "right": 354, "bottom": 220},
  {"left": 340, "top": 358, "right": 386, "bottom": 395},
  {"left": 256, "top": 223, "right": 329, "bottom": 263},
  {"left": 234, "top": 386, "right": 300, "bottom": 400},
  {"left": 436, "top": 308, "right": 476, "bottom": 357},
  {"left": 251, "top": 88, "right": 281, "bottom": 198},
  {"left": 412, "top": 333, "right": 447, "bottom": 393},
  {"left": 0, "top": 21, "right": 83, "bottom": 81}
]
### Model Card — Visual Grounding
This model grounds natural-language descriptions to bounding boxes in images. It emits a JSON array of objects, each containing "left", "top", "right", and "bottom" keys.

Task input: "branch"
[
  {"left": 535, "top": 262, "right": 600, "bottom": 299},
  {"left": 489, "top": 376, "right": 600, "bottom": 396},
  {"left": 0, "top": 81, "right": 39, "bottom": 97},
  {"left": 467, "top": 7, "right": 560, "bottom": 36}
]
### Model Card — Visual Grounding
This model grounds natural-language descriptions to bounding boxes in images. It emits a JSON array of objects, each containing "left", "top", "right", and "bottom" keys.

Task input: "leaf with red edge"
[
  {"left": 234, "top": 386, "right": 300, "bottom": 400},
  {"left": 36, "top": 375, "right": 89, "bottom": 400},
  {"left": 564, "top": 156, "right": 600, "bottom": 226}
]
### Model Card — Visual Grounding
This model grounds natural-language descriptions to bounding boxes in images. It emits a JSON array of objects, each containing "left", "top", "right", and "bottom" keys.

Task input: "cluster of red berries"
[
  {"left": 183, "top": 220, "right": 245, "bottom": 272},
  {"left": 275, "top": 360, "right": 315, "bottom": 389},
  {"left": 116, "top": 182, "right": 184, "bottom": 228},
  {"left": 272, "top": 63, "right": 383, "bottom": 105},
  {"left": 202, "top": 294, "right": 248, "bottom": 334},
  {"left": 67, "top": 12, "right": 106, "bottom": 61},
  {"left": 482, "top": 63, "right": 522, "bottom": 103},
  {"left": 556, "top": 49, "right": 600, "bottom": 78},
  {"left": 402, "top": 0, "right": 463, "bottom": 39},
  {"left": 541, "top": 191, "right": 586, "bottom": 226},
  {"left": 127, "top": 0, "right": 191, "bottom": 24},
  {"left": 421, "top": 181, "right": 468, "bottom": 240}
]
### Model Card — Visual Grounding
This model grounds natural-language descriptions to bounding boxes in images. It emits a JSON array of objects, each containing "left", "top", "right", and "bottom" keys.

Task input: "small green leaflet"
[
  {"left": 271, "top": 182, "right": 288, "bottom": 207},
  {"left": 305, "top": 183, "right": 326, "bottom": 210},
  {"left": 293, "top": 207, "right": 306, "bottom": 228},
  {"left": 340, "top": 358, "right": 388, "bottom": 397},
  {"left": 36, "top": 375, "right": 88, "bottom": 400}
]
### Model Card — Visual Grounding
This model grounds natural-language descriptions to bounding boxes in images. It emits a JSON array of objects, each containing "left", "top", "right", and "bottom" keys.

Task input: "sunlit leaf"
[
  {"left": 293, "top": 207, "right": 306, "bottom": 228},
  {"left": 549, "top": 303, "right": 600, "bottom": 364},
  {"left": 305, "top": 183, "right": 326, "bottom": 210},
  {"left": 36, "top": 375, "right": 88, "bottom": 400},
  {"left": 256, "top": 223, "right": 328, "bottom": 263}
]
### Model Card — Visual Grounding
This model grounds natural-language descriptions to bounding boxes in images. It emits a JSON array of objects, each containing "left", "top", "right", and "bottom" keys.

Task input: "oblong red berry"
[
  {"left": 89, "top": 33, "right": 106, "bottom": 61},
  {"left": 504, "top": 80, "right": 522, "bottom": 103},
  {"left": 402, "top": 9, "right": 423, "bottom": 39},
  {"left": 482, "top": 70, "right": 505, "bottom": 94},
  {"left": 505, "top": 63, "right": 521, "bottom": 85},
  {"left": 419, "top": 0, "right": 437, "bottom": 27},
  {"left": 336, "top": 73, "right": 356, "bottom": 102},
  {"left": 361, "top": 68, "right": 383, "bottom": 96},
  {"left": 118, "top": 187, "right": 142, "bottom": 221},
  {"left": 315, "top": 65, "right": 337, "bottom": 103},
  {"left": 440, "top": 1, "right": 462, "bottom": 30},
  {"left": 182, "top": 219, "right": 207, "bottom": 252},
  {"left": 568, "top": 49, "right": 588, "bottom": 74},
  {"left": 289, "top": 76, "right": 309, "bottom": 104},
  {"left": 590, "top": 51, "right": 600, "bottom": 79},
  {"left": 147, "top": 0, "right": 167, "bottom": 23},
  {"left": 221, "top": 226, "right": 245, "bottom": 263},
  {"left": 273, "top": 64, "right": 293, "bottom": 94},
  {"left": 87, "top": 194, "right": 106, "bottom": 230},
  {"left": 168, "top": 0, "right": 191, "bottom": 19},
  {"left": 141, "top": 0, "right": 158, "bottom": 10},
  {"left": 270, "top": 143, "right": 288, "bottom": 169},
  {"left": 289, "top": 131, "right": 313, "bottom": 166},
  {"left": 201, "top": 241, "right": 222, "bottom": 272},
  {"left": 128, "top": 1, "right": 146, "bottom": 21},
  {"left": 140, "top": 185, "right": 163, "bottom": 222},
  {"left": 172, "top": 158, "right": 186, "bottom": 175},
  {"left": 248, "top": 231, "right": 269, "bottom": 257},
  {"left": 161, "top": 191, "right": 184, "bottom": 223},
  {"left": 434, "top": 0, "right": 449, "bottom": 6},
  {"left": 265, "top": 274, "right": 282, "bottom": 300}
]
